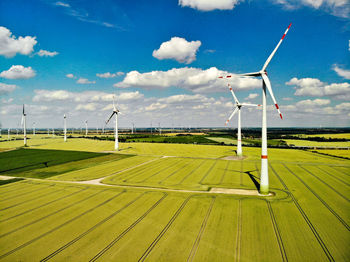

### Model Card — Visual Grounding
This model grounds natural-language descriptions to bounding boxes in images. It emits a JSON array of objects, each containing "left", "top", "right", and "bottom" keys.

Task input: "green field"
[
  {"left": 284, "top": 139, "right": 350, "bottom": 148},
  {"left": 0, "top": 137, "right": 349, "bottom": 261}
]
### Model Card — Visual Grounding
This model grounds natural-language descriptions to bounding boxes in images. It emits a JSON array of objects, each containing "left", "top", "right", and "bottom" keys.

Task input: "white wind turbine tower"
[
  {"left": 64, "top": 114, "right": 67, "bottom": 142},
  {"left": 105, "top": 96, "right": 120, "bottom": 151},
  {"left": 33, "top": 122, "right": 36, "bottom": 136},
  {"left": 220, "top": 23, "right": 291, "bottom": 195},
  {"left": 85, "top": 120, "right": 88, "bottom": 136},
  {"left": 8, "top": 128, "right": 10, "bottom": 140},
  {"left": 224, "top": 83, "right": 260, "bottom": 156},
  {"left": 21, "top": 105, "right": 27, "bottom": 146}
]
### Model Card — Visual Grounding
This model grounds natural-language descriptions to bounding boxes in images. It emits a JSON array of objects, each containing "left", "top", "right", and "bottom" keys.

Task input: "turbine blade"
[
  {"left": 22, "top": 104, "right": 25, "bottom": 115},
  {"left": 113, "top": 96, "right": 116, "bottom": 111},
  {"left": 238, "top": 72, "right": 261, "bottom": 77},
  {"left": 262, "top": 23, "right": 292, "bottom": 71},
  {"left": 228, "top": 84, "right": 240, "bottom": 104},
  {"left": 241, "top": 103, "right": 260, "bottom": 107},
  {"left": 105, "top": 112, "right": 115, "bottom": 125},
  {"left": 225, "top": 107, "right": 239, "bottom": 125},
  {"left": 261, "top": 74, "right": 283, "bottom": 119}
]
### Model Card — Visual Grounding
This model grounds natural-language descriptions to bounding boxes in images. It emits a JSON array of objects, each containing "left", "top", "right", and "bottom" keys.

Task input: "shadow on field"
[{"left": 245, "top": 170, "right": 261, "bottom": 191}]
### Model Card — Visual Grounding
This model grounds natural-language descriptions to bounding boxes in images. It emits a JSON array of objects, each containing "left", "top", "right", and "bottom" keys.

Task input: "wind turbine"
[
  {"left": 21, "top": 105, "right": 27, "bottom": 146},
  {"left": 85, "top": 120, "right": 88, "bottom": 136},
  {"left": 33, "top": 122, "right": 36, "bottom": 136},
  {"left": 220, "top": 23, "right": 291, "bottom": 195},
  {"left": 8, "top": 128, "right": 10, "bottom": 140},
  {"left": 224, "top": 83, "right": 260, "bottom": 156},
  {"left": 105, "top": 96, "right": 120, "bottom": 151},
  {"left": 64, "top": 114, "right": 67, "bottom": 142}
]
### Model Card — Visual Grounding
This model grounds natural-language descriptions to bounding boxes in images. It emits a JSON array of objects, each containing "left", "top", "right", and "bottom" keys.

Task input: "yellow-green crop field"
[
  {"left": 0, "top": 137, "right": 349, "bottom": 261},
  {"left": 284, "top": 139, "right": 350, "bottom": 148},
  {"left": 292, "top": 133, "right": 350, "bottom": 139}
]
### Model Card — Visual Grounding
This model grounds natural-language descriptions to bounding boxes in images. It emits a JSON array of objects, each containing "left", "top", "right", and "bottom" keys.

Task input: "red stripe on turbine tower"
[
  {"left": 281, "top": 34, "right": 286, "bottom": 40},
  {"left": 226, "top": 75, "right": 232, "bottom": 78},
  {"left": 261, "top": 155, "right": 268, "bottom": 159},
  {"left": 275, "top": 104, "right": 279, "bottom": 109},
  {"left": 280, "top": 113, "right": 283, "bottom": 119}
]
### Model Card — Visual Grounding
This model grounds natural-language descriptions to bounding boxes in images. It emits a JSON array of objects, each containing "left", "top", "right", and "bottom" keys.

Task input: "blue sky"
[{"left": 0, "top": 0, "right": 349, "bottom": 129}]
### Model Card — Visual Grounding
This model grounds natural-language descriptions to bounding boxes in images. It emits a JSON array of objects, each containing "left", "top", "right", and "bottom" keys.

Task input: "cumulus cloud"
[
  {"left": 37, "top": 49, "right": 59, "bottom": 57},
  {"left": 0, "top": 83, "right": 17, "bottom": 96},
  {"left": 96, "top": 72, "right": 124, "bottom": 78},
  {"left": 245, "top": 93, "right": 259, "bottom": 100},
  {"left": 273, "top": 0, "right": 350, "bottom": 18},
  {"left": 286, "top": 77, "right": 350, "bottom": 100},
  {"left": 75, "top": 103, "right": 98, "bottom": 111},
  {"left": 0, "top": 65, "right": 36, "bottom": 79},
  {"left": 76, "top": 78, "right": 96, "bottom": 84},
  {"left": 66, "top": 73, "right": 75, "bottom": 79},
  {"left": 179, "top": 0, "right": 239, "bottom": 11},
  {"left": 114, "top": 67, "right": 261, "bottom": 93},
  {"left": 55, "top": 1, "right": 70, "bottom": 7},
  {"left": 0, "top": 26, "right": 37, "bottom": 58},
  {"left": 153, "top": 37, "right": 201, "bottom": 64},
  {"left": 333, "top": 65, "right": 350, "bottom": 79},
  {"left": 32, "top": 90, "right": 143, "bottom": 103}
]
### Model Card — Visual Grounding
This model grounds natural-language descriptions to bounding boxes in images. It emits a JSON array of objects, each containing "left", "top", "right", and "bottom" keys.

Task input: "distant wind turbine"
[
  {"left": 224, "top": 84, "right": 260, "bottom": 156},
  {"left": 64, "top": 114, "right": 67, "bottom": 142},
  {"left": 85, "top": 120, "right": 88, "bottom": 136},
  {"left": 105, "top": 96, "right": 120, "bottom": 151},
  {"left": 33, "top": 122, "right": 36, "bottom": 136},
  {"left": 21, "top": 105, "right": 27, "bottom": 146},
  {"left": 220, "top": 23, "right": 291, "bottom": 194}
]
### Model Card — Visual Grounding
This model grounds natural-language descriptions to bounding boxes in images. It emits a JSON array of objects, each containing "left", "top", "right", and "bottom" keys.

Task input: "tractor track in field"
[
  {"left": 235, "top": 200, "right": 242, "bottom": 262},
  {"left": 0, "top": 179, "right": 27, "bottom": 192},
  {"left": 199, "top": 160, "right": 218, "bottom": 185},
  {"left": 88, "top": 193, "right": 168, "bottom": 262},
  {"left": 0, "top": 183, "right": 54, "bottom": 202},
  {"left": 329, "top": 166, "right": 350, "bottom": 176},
  {"left": 316, "top": 166, "right": 350, "bottom": 187},
  {"left": 0, "top": 190, "right": 126, "bottom": 260},
  {"left": 138, "top": 195, "right": 193, "bottom": 261},
  {"left": 298, "top": 165, "right": 349, "bottom": 202},
  {"left": 158, "top": 160, "right": 194, "bottom": 185},
  {"left": 41, "top": 192, "right": 156, "bottom": 261},
  {"left": 0, "top": 186, "right": 64, "bottom": 212},
  {"left": 0, "top": 188, "right": 104, "bottom": 238},
  {"left": 122, "top": 159, "right": 167, "bottom": 182},
  {"left": 270, "top": 165, "right": 334, "bottom": 261},
  {"left": 283, "top": 164, "right": 350, "bottom": 231},
  {"left": 175, "top": 160, "right": 206, "bottom": 186},
  {"left": 135, "top": 159, "right": 182, "bottom": 183},
  {"left": 266, "top": 201, "right": 288, "bottom": 262},
  {"left": 187, "top": 196, "right": 216, "bottom": 262},
  {"left": 0, "top": 187, "right": 87, "bottom": 223},
  {"left": 218, "top": 161, "right": 230, "bottom": 185}
]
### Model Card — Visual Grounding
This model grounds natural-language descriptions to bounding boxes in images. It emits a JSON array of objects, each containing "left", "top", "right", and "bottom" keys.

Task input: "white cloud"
[
  {"left": 145, "top": 103, "right": 168, "bottom": 112},
  {"left": 55, "top": 1, "right": 70, "bottom": 7},
  {"left": 37, "top": 49, "right": 59, "bottom": 57},
  {"left": 76, "top": 78, "right": 96, "bottom": 84},
  {"left": 66, "top": 73, "right": 75, "bottom": 79},
  {"left": 96, "top": 72, "right": 124, "bottom": 78},
  {"left": 273, "top": 0, "right": 350, "bottom": 18},
  {"left": 0, "top": 83, "right": 17, "bottom": 96},
  {"left": 283, "top": 97, "right": 293, "bottom": 101},
  {"left": 0, "top": 65, "right": 36, "bottom": 79},
  {"left": 179, "top": 0, "right": 239, "bottom": 11},
  {"left": 153, "top": 37, "right": 201, "bottom": 64},
  {"left": 75, "top": 103, "right": 98, "bottom": 111},
  {"left": 114, "top": 67, "right": 261, "bottom": 93},
  {"left": 245, "top": 93, "right": 259, "bottom": 100},
  {"left": 32, "top": 90, "right": 143, "bottom": 103},
  {"left": 286, "top": 77, "right": 350, "bottom": 100},
  {"left": 296, "top": 98, "right": 330, "bottom": 107},
  {"left": 0, "top": 26, "right": 37, "bottom": 58},
  {"left": 333, "top": 65, "right": 350, "bottom": 79}
]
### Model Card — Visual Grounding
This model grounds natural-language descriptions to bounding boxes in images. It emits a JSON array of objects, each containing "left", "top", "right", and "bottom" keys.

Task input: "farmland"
[{"left": 0, "top": 137, "right": 349, "bottom": 261}]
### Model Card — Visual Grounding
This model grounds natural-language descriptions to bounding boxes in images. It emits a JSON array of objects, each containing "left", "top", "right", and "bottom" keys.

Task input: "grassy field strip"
[
  {"left": 316, "top": 166, "right": 350, "bottom": 187},
  {"left": 240, "top": 199, "right": 282, "bottom": 261},
  {"left": 0, "top": 186, "right": 84, "bottom": 223},
  {"left": 284, "top": 139, "right": 350, "bottom": 147},
  {"left": 37, "top": 192, "right": 165, "bottom": 261},
  {"left": 0, "top": 189, "right": 105, "bottom": 240},
  {"left": 300, "top": 165, "right": 350, "bottom": 201},
  {"left": 330, "top": 166, "right": 350, "bottom": 176},
  {"left": 0, "top": 189, "right": 125, "bottom": 260},
  {"left": 158, "top": 159, "right": 197, "bottom": 185},
  {"left": 15, "top": 153, "right": 130, "bottom": 179},
  {"left": 274, "top": 164, "right": 349, "bottom": 261},
  {"left": 0, "top": 184, "right": 61, "bottom": 212},
  {"left": 83, "top": 195, "right": 188, "bottom": 261},
  {"left": 0, "top": 181, "right": 51, "bottom": 200},
  {"left": 158, "top": 159, "right": 201, "bottom": 185},
  {"left": 201, "top": 160, "right": 228, "bottom": 185},
  {"left": 48, "top": 156, "right": 156, "bottom": 181},
  {"left": 309, "top": 149, "right": 350, "bottom": 159},
  {"left": 286, "top": 164, "right": 350, "bottom": 227},
  {"left": 190, "top": 197, "right": 239, "bottom": 262},
  {"left": 139, "top": 195, "right": 213, "bottom": 261}
]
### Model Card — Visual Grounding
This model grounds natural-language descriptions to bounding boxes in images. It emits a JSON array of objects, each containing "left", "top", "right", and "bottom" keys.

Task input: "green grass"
[
  {"left": 0, "top": 148, "right": 114, "bottom": 178},
  {"left": 284, "top": 139, "right": 350, "bottom": 147},
  {"left": 308, "top": 149, "right": 350, "bottom": 159},
  {"left": 0, "top": 138, "right": 349, "bottom": 261}
]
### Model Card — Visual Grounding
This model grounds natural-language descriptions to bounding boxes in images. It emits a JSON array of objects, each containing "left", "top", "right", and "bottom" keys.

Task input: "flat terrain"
[{"left": 0, "top": 137, "right": 349, "bottom": 261}]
